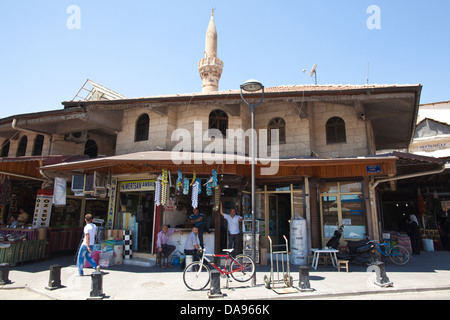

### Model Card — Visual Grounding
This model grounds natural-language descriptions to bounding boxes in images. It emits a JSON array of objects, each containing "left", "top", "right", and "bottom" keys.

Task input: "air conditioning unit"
[
  {"left": 93, "top": 171, "right": 108, "bottom": 198},
  {"left": 64, "top": 130, "right": 88, "bottom": 144},
  {"left": 71, "top": 172, "right": 109, "bottom": 198},
  {"left": 71, "top": 174, "right": 85, "bottom": 197}
]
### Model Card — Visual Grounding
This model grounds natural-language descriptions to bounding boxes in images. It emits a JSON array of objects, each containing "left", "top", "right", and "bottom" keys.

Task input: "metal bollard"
[
  {"left": 298, "top": 266, "right": 314, "bottom": 291},
  {"left": 369, "top": 261, "right": 393, "bottom": 288},
  {"left": 87, "top": 269, "right": 105, "bottom": 300},
  {"left": 45, "top": 264, "right": 65, "bottom": 290},
  {"left": 207, "top": 269, "right": 224, "bottom": 298},
  {"left": 0, "top": 263, "right": 12, "bottom": 285}
]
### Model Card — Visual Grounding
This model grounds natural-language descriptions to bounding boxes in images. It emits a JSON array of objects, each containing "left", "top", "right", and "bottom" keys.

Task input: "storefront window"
[
  {"left": 321, "top": 182, "right": 338, "bottom": 194},
  {"left": 320, "top": 181, "right": 366, "bottom": 243},
  {"left": 51, "top": 197, "right": 83, "bottom": 228},
  {"left": 340, "top": 181, "right": 362, "bottom": 193},
  {"left": 266, "top": 185, "right": 290, "bottom": 192},
  {"left": 292, "top": 192, "right": 304, "bottom": 219},
  {"left": 322, "top": 196, "right": 339, "bottom": 238},
  {"left": 341, "top": 194, "right": 365, "bottom": 239}
]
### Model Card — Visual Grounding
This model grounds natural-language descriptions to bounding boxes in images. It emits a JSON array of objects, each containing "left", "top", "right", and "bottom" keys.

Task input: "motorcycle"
[{"left": 326, "top": 225, "right": 376, "bottom": 265}]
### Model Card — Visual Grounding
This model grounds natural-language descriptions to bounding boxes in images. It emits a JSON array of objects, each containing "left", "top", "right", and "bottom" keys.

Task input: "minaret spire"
[{"left": 199, "top": 11, "right": 223, "bottom": 92}]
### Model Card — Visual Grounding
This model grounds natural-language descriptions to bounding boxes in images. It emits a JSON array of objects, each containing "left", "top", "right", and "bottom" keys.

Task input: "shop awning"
[
  {"left": 39, "top": 151, "right": 402, "bottom": 180},
  {"left": 0, "top": 155, "right": 88, "bottom": 181}
]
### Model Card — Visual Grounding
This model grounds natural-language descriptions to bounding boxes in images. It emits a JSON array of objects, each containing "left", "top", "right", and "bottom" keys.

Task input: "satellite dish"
[
  {"left": 309, "top": 64, "right": 317, "bottom": 77},
  {"left": 309, "top": 64, "right": 318, "bottom": 85}
]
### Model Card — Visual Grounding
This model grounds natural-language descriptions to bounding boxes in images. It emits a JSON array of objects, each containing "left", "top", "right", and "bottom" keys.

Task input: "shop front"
[
  {"left": 114, "top": 179, "right": 155, "bottom": 253},
  {"left": 0, "top": 156, "right": 93, "bottom": 264},
  {"left": 105, "top": 173, "right": 221, "bottom": 256},
  {"left": 40, "top": 150, "right": 447, "bottom": 263},
  {"left": 380, "top": 167, "right": 450, "bottom": 251}
]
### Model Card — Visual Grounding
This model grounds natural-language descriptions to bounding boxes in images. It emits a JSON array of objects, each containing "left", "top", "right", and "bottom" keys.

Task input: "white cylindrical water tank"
[{"left": 290, "top": 218, "right": 308, "bottom": 265}]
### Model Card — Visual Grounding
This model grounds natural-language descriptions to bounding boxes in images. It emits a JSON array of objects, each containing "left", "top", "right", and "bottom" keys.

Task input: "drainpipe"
[
  {"left": 370, "top": 166, "right": 446, "bottom": 190},
  {"left": 369, "top": 165, "right": 447, "bottom": 241}
]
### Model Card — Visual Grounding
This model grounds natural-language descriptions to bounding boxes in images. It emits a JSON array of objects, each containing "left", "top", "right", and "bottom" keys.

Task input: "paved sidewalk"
[{"left": 1, "top": 250, "right": 450, "bottom": 300}]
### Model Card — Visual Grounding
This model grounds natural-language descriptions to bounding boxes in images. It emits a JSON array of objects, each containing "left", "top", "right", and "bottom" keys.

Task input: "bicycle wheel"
[
  {"left": 230, "top": 255, "right": 255, "bottom": 282},
  {"left": 183, "top": 262, "right": 210, "bottom": 291},
  {"left": 388, "top": 245, "right": 411, "bottom": 265}
]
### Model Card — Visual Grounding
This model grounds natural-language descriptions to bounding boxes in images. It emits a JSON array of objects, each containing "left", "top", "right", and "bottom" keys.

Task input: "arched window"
[
  {"left": 84, "top": 140, "right": 98, "bottom": 158},
  {"left": 208, "top": 109, "right": 228, "bottom": 137},
  {"left": 268, "top": 117, "right": 286, "bottom": 145},
  {"left": 1, "top": 140, "right": 10, "bottom": 157},
  {"left": 32, "top": 135, "right": 45, "bottom": 156},
  {"left": 135, "top": 114, "right": 150, "bottom": 142},
  {"left": 326, "top": 117, "right": 346, "bottom": 144},
  {"left": 16, "top": 136, "right": 28, "bottom": 157}
]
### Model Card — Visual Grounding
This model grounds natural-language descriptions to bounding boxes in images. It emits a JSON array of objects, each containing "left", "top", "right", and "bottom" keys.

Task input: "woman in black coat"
[{"left": 406, "top": 214, "right": 421, "bottom": 255}]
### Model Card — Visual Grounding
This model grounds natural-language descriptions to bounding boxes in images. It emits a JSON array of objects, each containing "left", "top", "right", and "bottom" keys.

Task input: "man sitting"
[
  {"left": 156, "top": 225, "right": 181, "bottom": 268},
  {"left": 183, "top": 226, "right": 201, "bottom": 268}
]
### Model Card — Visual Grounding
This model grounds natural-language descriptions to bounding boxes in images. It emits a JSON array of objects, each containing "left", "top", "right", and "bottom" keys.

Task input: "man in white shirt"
[
  {"left": 220, "top": 202, "right": 243, "bottom": 255},
  {"left": 77, "top": 214, "right": 99, "bottom": 276},
  {"left": 183, "top": 226, "right": 201, "bottom": 267}
]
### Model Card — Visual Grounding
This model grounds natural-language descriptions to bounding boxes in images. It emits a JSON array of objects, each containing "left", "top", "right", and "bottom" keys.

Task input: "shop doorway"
[
  {"left": 220, "top": 188, "right": 239, "bottom": 251},
  {"left": 119, "top": 192, "right": 154, "bottom": 253},
  {"left": 268, "top": 193, "right": 291, "bottom": 247}
]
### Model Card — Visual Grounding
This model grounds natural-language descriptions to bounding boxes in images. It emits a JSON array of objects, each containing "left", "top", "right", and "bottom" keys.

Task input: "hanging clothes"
[
  {"left": 176, "top": 170, "right": 183, "bottom": 191},
  {"left": 183, "top": 177, "right": 189, "bottom": 195}
]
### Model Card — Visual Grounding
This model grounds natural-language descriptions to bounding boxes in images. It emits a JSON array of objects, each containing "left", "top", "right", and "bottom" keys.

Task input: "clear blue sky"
[{"left": 0, "top": 1, "right": 449, "bottom": 118}]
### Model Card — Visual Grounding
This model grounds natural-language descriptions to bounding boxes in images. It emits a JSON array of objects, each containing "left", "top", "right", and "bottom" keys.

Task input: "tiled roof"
[{"left": 132, "top": 83, "right": 421, "bottom": 99}]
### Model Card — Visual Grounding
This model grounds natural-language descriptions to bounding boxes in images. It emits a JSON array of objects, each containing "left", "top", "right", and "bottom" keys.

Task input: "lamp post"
[{"left": 240, "top": 79, "right": 264, "bottom": 287}]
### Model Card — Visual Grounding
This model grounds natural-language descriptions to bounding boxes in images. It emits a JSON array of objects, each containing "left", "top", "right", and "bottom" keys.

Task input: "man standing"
[
  {"left": 156, "top": 225, "right": 181, "bottom": 268},
  {"left": 220, "top": 202, "right": 243, "bottom": 255},
  {"left": 77, "top": 214, "right": 99, "bottom": 276},
  {"left": 187, "top": 208, "right": 206, "bottom": 249}
]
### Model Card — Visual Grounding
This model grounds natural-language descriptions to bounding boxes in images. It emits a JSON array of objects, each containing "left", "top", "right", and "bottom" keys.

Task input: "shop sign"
[
  {"left": 120, "top": 180, "right": 155, "bottom": 192},
  {"left": 106, "top": 178, "right": 117, "bottom": 230},
  {"left": 410, "top": 139, "right": 450, "bottom": 152},
  {"left": 366, "top": 165, "right": 381, "bottom": 173},
  {"left": 32, "top": 189, "right": 54, "bottom": 228}
]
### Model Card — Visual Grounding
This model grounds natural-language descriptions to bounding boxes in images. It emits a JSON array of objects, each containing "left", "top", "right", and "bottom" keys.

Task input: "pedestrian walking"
[{"left": 77, "top": 213, "right": 99, "bottom": 276}]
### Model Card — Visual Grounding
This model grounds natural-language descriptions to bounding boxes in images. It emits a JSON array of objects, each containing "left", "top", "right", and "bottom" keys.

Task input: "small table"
[{"left": 311, "top": 248, "right": 339, "bottom": 270}]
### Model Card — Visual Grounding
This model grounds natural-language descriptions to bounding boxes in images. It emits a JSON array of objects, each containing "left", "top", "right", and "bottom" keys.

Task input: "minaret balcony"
[{"left": 198, "top": 57, "right": 224, "bottom": 70}]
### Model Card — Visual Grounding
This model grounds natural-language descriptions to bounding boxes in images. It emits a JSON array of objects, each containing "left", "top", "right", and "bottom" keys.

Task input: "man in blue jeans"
[{"left": 77, "top": 214, "right": 99, "bottom": 276}]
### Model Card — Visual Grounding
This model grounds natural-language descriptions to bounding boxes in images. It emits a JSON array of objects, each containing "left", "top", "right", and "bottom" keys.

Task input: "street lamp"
[{"left": 240, "top": 79, "right": 264, "bottom": 287}]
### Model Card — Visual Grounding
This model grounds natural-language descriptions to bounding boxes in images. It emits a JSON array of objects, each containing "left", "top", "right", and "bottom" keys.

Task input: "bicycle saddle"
[{"left": 223, "top": 248, "right": 234, "bottom": 253}]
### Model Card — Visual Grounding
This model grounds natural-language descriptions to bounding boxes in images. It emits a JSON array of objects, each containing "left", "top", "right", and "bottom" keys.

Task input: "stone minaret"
[{"left": 198, "top": 11, "right": 224, "bottom": 92}]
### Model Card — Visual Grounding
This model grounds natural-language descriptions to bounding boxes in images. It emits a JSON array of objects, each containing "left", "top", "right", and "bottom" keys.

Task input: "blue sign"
[{"left": 367, "top": 165, "right": 382, "bottom": 173}]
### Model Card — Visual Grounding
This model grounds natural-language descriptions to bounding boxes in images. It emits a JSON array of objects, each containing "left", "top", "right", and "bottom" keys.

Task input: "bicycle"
[
  {"left": 369, "top": 239, "right": 411, "bottom": 265},
  {"left": 183, "top": 248, "right": 255, "bottom": 291}
]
